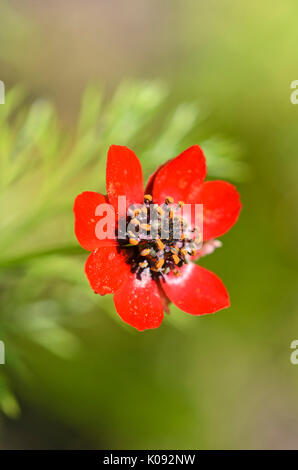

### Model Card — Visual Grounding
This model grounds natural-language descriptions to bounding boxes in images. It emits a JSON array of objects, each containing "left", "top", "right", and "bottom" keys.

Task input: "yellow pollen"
[
  {"left": 165, "top": 196, "right": 174, "bottom": 204},
  {"left": 169, "top": 209, "right": 174, "bottom": 219},
  {"left": 172, "top": 254, "right": 180, "bottom": 265},
  {"left": 178, "top": 201, "right": 184, "bottom": 207},
  {"left": 134, "top": 209, "right": 141, "bottom": 216},
  {"left": 156, "top": 258, "right": 165, "bottom": 269},
  {"left": 173, "top": 270, "right": 181, "bottom": 276},
  {"left": 139, "top": 261, "right": 148, "bottom": 268},
  {"left": 156, "top": 239, "right": 165, "bottom": 251},
  {"left": 140, "top": 248, "right": 150, "bottom": 256},
  {"left": 144, "top": 194, "right": 153, "bottom": 201},
  {"left": 129, "top": 238, "right": 139, "bottom": 245},
  {"left": 180, "top": 248, "right": 188, "bottom": 257}
]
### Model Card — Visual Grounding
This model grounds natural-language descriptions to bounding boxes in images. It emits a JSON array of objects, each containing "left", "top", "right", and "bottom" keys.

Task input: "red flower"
[{"left": 73, "top": 145, "right": 241, "bottom": 331}]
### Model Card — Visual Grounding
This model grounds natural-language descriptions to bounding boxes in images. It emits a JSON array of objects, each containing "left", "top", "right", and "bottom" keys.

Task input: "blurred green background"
[{"left": 0, "top": 0, "right": 298, "bottom": 449}]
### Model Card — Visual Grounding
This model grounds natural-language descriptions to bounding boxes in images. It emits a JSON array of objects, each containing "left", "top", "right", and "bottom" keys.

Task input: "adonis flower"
[{"left": 74, "top": 145, "right": 241, "bottom": 331}]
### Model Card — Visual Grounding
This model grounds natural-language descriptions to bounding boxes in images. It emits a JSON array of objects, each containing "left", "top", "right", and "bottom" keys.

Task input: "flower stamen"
[{"left": 120, "top": 195, "right": 202, "bottom": 280}]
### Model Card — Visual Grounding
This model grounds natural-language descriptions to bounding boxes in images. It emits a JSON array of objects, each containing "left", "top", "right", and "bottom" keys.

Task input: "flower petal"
[
  {"left": 152, "top": 145, "right": 206, "bottom": 204},
  {"left": 144, "top": 163, "right": 165, "bottom": 195},
  {"left": 162, "top": 263, "right": 230, "bottom": 315},
  {"left": 74, "top": 191, "right": 116, "bottom": 251},
  {"left": 113, "top": 272, "right": 164, "bottom": 331},
  {"left": 85, "top": 246, "right": 130, "bottom": 295},
  {"left": 106, "top": 145, "right": 144, "bottom": 214},
  {"left": 200, "top": 180, "right": 241, "bottom": 240}
]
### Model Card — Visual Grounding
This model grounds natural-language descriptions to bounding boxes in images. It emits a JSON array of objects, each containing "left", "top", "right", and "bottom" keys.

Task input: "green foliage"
[{"left": 0, "top": 81, "right": 248, "bottom": 419}]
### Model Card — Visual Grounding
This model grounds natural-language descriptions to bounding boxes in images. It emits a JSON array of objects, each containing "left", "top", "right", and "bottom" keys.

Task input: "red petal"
[
  {"left": 201, "top": 180, "right": 241, "bottom": 240},
  {"left": 152, "top": 145, "right": 206, "bottom": 204},
  {"left": 144, "top": 163, "right": 165, "bottom": 195},
  {"left": 74, "top": 191, "right": 117, "bottom": 251},
  {"left": 85, "top": 246, "right": 130, "bottom": 295},
  {"left": 113, "top": 273, "right": 164, "bottom": 331},
  {"left": 106, "top": 145, "right": 144, "bottom": 214},
  {"left": 162, "top": 263, "right": 230, "bottom": 315}
]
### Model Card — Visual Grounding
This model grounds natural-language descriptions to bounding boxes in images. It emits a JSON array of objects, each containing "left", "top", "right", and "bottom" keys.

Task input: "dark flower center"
[{"left": 118, "top": 195, "right": 201, "bottom": 280}]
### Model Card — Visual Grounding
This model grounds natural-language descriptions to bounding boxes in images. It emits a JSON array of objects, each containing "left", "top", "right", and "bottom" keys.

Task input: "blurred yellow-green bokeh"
[{"left": 0, "top": 0, "right": 298, "bottom": 449}]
